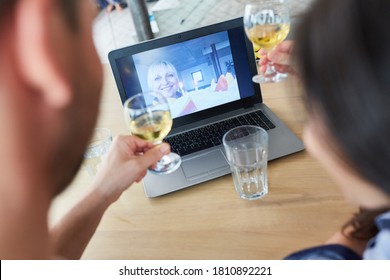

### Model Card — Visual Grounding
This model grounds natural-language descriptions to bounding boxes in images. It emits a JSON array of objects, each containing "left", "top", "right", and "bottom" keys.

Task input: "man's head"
[
  {"left": 0, "top": 0, "right": 77, "bottom": 25},
  {"left": 0, "top": 0, "right": 103, "bottom": 196}
]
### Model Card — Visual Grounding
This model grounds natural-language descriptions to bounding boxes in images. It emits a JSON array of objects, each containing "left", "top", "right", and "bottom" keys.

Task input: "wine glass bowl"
[
  {"left": 123, "top": 92, "right": 181, "bottom": 175},
  {"left": 244, "top": 1, "right": 290, "bottom": 83}
]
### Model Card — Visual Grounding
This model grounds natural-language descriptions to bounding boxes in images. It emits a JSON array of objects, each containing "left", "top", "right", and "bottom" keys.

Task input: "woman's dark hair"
[
  {"left": 294, "top": 0, "right": 390, "bottom": 239},
  {"left": 295, "top": 0, "right": 390, "bottom": 197},
  {"left": 342, "top": 207, "right": 389, "bottom": 241}
]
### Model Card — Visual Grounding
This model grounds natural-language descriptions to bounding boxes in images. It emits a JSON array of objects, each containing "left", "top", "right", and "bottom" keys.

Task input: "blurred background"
[{"left": 93, "top": 0, "right": 314, "bottom": 63}]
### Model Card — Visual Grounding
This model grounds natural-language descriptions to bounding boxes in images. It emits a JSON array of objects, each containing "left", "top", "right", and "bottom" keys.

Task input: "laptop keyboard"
[{"left": 164, "top": 110, "right": 275, "bottom": 156}]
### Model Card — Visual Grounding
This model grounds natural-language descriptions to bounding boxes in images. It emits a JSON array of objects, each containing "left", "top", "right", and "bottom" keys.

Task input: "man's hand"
[
  {"left": 50, "top": 135, "right": 170, "bottom": 259},
  {"left": 92, "top": 135, "right": 170, "bottom": 204}
]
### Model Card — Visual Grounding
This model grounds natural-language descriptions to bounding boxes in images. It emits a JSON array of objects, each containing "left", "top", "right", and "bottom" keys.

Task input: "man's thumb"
[{"left": 139, "top": 143, "right": 170, "bottom": 169}]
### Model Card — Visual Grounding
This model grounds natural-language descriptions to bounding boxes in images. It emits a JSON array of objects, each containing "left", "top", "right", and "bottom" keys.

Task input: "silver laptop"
[{"left": 108, "top": 17, "right": 304, "bottom": 197}]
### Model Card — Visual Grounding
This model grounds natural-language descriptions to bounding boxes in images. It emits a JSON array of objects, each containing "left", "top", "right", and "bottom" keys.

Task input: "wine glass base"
[
  {"left": 148, "top": 153, "right": 181, "bottom": 175},
  {"left": 252, "top": 72, "right": 288, "bottom": 84}
]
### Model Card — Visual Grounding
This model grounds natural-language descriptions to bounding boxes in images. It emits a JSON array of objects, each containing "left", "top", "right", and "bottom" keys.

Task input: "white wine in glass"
[
  {"left": 124, "top": 92, "right": 181, "bottom": 175},
  {"left": 244, "top": 1, "right": 290, "bottom": 83},
  {"left": 129, "top": 110, "right": 172, "bottom": 143}
]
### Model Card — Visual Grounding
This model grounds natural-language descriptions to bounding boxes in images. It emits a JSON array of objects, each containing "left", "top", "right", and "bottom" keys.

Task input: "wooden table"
[{"left": 49, "top": 65, "right": 356, "bottom": 259}]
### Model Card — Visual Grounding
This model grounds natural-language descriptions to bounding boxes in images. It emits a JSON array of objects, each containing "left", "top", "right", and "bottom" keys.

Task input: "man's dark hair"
[
  {"left": 0, "top": 0, "right": 79, "bottom": 30},
  {"left": 0, "top": 0, "right": 13, "bottom": 15},
  {"left": 59, "top": 0, "right": 79, "bottom": 31}
]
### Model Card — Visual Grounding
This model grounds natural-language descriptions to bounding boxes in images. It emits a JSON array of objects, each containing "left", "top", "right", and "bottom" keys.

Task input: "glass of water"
[
  {"left": 223, "top": 125, "right": 268, "bottom": 200},
  {"left": 83, "top": 128, "right": 112, "bottom": 177}
]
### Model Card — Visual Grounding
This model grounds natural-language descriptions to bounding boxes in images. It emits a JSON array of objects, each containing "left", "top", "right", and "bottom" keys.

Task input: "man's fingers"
[
  {"left": 136, "top": 143, "right": 170, "bottom": 170},
  {"left": 130, "top": 136, "right": 154, "bottom": 151}
]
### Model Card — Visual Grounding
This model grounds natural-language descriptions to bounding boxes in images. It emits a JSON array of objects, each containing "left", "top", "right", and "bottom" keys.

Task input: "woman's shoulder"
[
  {"left": 283, "top": 211, "right": 390, "bottom": 260},
  {"left": 284, "top": 244, "right": 361, "bottom": 260},
  {"left": 363, "top": 210, "right": 390, "bottom": 260}
]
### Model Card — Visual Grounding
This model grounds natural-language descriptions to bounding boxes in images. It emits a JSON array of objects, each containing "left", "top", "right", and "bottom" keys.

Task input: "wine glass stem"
[
  {"left": 262, "top": 47, "right": 278, "bottom": 78},
  {"left": 265, "top": 62, "right": 277, "bottom": 76}
]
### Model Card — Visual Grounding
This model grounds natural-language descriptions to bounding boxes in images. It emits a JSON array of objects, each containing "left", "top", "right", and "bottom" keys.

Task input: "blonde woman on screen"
[{"left": 147, "top": 61, "right": 184, "bottom": 100}]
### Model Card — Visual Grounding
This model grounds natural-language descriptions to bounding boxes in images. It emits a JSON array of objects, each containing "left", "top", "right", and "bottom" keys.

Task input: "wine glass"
[
  {"left": 123, "top": 92, "right": 181, "bottom": 175},
  {"left": 244, "top": 1, "right": 290, "bottom": 83}
]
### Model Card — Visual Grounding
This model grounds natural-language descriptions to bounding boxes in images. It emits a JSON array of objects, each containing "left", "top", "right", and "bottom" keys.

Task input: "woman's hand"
[{"left": 258, "top": 40, "right": 296, "bottom": 75}]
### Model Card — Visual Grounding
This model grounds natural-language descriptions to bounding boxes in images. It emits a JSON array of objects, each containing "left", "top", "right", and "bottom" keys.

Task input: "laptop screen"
[{"left": 110, "top": 18, "right": 259, "bottom": 120}]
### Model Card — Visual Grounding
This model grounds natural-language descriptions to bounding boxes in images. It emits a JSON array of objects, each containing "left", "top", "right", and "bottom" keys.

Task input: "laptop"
[{"left": 108, "top": 17, "right": 304, "bottom": 198}]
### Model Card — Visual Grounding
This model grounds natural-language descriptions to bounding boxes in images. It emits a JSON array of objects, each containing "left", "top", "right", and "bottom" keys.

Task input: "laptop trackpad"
[{"left": 182, "top": 149, "right": 229, "bottom": 180}]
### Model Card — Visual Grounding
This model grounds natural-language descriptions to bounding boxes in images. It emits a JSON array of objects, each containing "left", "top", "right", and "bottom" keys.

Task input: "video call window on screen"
[{"left": 119, "top": 31, "right": 242, "bottom": 119}]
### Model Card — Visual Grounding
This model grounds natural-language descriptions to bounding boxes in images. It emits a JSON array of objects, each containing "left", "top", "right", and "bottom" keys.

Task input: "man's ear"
[{"left": 15, "top": 0, "right": 73, "bottom": 108}]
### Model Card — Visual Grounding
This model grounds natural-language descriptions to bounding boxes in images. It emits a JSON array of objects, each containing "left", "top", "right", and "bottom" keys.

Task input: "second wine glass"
[
  {"left": 244, "top": 1, "right": 290, "bottom": 83},
  {"left": 123, "top": 92, "right": 181, "bottom": 175}
]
